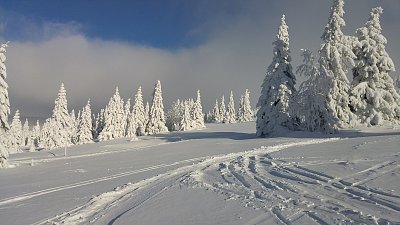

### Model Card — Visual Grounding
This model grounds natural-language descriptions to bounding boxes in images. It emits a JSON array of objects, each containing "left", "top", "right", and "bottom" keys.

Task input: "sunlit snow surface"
[{"left": 0, "top": 122, "right": 399, "bottom": 224}]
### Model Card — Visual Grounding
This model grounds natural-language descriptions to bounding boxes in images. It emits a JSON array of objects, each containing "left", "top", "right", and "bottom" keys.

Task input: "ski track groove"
[{"left": 40, "top": 138, "right": 339, "bottom": 225}]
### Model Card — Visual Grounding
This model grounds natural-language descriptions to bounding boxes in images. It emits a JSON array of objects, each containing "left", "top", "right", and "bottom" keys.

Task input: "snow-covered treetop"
[
  {"left": 269, "top": 14, "right": 296, "bottom": 83},
  {"left": 322, "top": 0, "right": 345, "bottom": 43}
]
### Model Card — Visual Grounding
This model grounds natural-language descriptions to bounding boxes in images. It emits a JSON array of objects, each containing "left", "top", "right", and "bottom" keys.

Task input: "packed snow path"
[{"left": 0, "top": 123, "right": 399, "bottom": 224}]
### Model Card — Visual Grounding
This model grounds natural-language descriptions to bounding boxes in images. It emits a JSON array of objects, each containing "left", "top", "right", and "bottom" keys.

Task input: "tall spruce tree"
[
  {"left": 146, "top": 80, "right": 168, "bottom": 134},
  {"left": 6, "top": 110, "right": 22, "bottom": 153},
  {"left": 99, "top": 87, "right": 125, "bottom": 141},
  {"left": 131, "top": 86, "right": 146, "bottom": 136},
  {"left": 317, "top": 0, "right": 356, "bottom": 132},
  {"left": 256, "top": 15, "right": 296, "bottom": 136},
  {"left": 0, "top": 43, "right": 10, "bottom": 168},
  {"left": 226, "top": 91, "right": 237, "bottom": 123},
  {"left": 77, "top": 100, "right": 94, "bottom": 144},
  {"left": 350, "top": 7, "right": 400, "bottom": 125},
  {"left": 191, "top": 90, "right": 205, "bottom": 128}
]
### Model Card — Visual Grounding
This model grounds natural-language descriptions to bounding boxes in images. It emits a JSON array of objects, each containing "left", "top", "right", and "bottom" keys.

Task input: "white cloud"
[{"left": 3, "top": 0, "right": 400, "bottom": 119}]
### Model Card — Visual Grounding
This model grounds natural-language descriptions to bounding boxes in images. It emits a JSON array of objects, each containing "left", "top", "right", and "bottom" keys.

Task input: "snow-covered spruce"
[
  {"left": 130, "top": 86, "right": 146, "bottom": 136},
  {"left": 77, "top": 100, "right": 94, "bottom": 144},
  {"left": 99, "top": 87, "right": 126, "bottom": 141},
  {"left": 21, "top": 119, "right": 29, "bottom": 147},
  {"left": 146, "top": 80, "right": 168, "bottom": 135},
  {"left": 256, "top": 15, "right": 296, "bottom": 136},
  {"left": 225, "top": 91, "right": 236, "bottom": 123},
  {"left": 70, "top": 109, "right": 78, "bottom": 145},
  {"left": 166, "top": 99, "right": 183, "bottom": 131},
  {"left": 212, "top": 99, "right": 221, "bottom": 123},
  {"left": 350, "top": 7, "right": 400, "bottom": 125},
  {"left": 32, "top": 120, "right": 41, "bottom": 147},
  {"left": 219, "top": 95, "right": 227, "bottom": 123},
  {"left": 237, "top": 89, "right": 253, "bottom": 122},
  {"left": 295, "top": 49, "right": 330, "bottom": 132},
  {"left": 5, "top": 110, "right": 22, "bottom": 153},
  {"left": 191, "top": 90, "right": 205, "bottom": 129},
  {"left": 317, "top": 0, "right": 356, "bottom": 132},
  {"left": 0, "top": 43, "right": 10, "bottom": 135},
  {"left": 39, "top": 83, "right": 74, "bottom": 149},
  {"left": 144, "top": 101, "right": 150, "bottom": 127}
]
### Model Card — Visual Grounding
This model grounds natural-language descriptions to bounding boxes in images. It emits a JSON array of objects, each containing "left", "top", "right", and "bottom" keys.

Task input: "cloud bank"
[{"left": 2, "top": 0, "right": 399, "bottom": 119}]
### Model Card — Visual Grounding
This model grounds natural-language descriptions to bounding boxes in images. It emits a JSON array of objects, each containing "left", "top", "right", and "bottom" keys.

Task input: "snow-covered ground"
[{"left": 0, "top": 122, "right": 399, "bottom": 225}]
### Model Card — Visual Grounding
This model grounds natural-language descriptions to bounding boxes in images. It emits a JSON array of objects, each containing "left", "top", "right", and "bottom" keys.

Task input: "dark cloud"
[{"left": 2, "top": 0, "right": 399, "bottom": 120}]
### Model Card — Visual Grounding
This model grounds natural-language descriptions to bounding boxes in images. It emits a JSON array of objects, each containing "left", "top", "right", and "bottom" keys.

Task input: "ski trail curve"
[{"left": 43, "top": 138, "right": 339, "bottom": 225}]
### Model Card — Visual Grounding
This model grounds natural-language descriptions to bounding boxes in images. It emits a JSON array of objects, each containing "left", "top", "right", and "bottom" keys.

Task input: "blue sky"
[{"left": 0, "top": 0, "right": 399, "bottom": 118}]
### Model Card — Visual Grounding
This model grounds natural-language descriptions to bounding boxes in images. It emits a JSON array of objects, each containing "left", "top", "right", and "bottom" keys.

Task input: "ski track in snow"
[
  {"left": 43, "top": 138, "right": 344, "bottom": 225},
  {"left": 0, "top": 156, "right": 205, "bottom": 208}
]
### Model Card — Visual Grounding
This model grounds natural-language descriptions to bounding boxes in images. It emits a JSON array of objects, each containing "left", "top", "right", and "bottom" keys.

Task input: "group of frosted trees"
[
  {"left": 166, "top": 90, "right": 205, "bottom": 131},
  {"left": 0, "top": 72, "right": 207, "bottom": 167},
  {"left": 206, "top": 89, "right": 254, "bottom": 124},
  {"left": 256, "top": 0, "right": 400, "bottom": 136}
]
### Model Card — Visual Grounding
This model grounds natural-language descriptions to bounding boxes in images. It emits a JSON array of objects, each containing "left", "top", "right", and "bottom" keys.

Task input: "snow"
[{"left": 0, "top": 122, "right": 399, "bottom": 224}]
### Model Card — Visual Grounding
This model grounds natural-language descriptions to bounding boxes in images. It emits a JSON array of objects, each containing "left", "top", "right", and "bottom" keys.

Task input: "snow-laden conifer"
[
  {"left": 123, "top": 98, "right": 131, "bottom": 136},
  {"left": 70, "top": 109, "right": 79, "bottom": 144},
  {"left": 225, "top": 91, "right": 236, "bottom": 123},
  {"left": 211, "top": 99, "right": 220, "bottom": 123},
  {"left": 295, "top": 49, "right": 331, "bottom": 132},
  {"left": 22, "top": 119, "right": 29, "bottom": 146},
  {"left": 43, "top": 83, "right": 74, "bottom": 149},
  {"left": 99, "top": 87, "right": 125, "bottom": 141},
  {"left": 180, "top": 100, "right": 192, "bottom": 131},
  {"left": 32, "top": 120, "right": 41, "bottom": 147},
  {"left": 146, "top": 80, "right": 168, "bottom": 134},
  {"left": 0, "top": 43, "right": 10, "bottom": 134},
  {"left": 6, "top": 110, "right": 23, "bottom": 153},
  {"left": 350, "top": 7, "right": 400, "bottom": 125},
  {"left": 219, "top": 96, "right": 227, "bottom": 123},
  {"left": 318, "top": 0, "right": 356, "bottom": 132},
  {"left": 77, "top": 100, "right": 93, "bottom": 144},
  {"left": 131, "top": 86, "right": 146, "bottom": 136},
  {"left": 191, "top": 90, "right": 205, "bottom": 129},
  {"left": 256, "top": 15, "right": 296, "bottom": 136},
  {"left": 166, "top": 99, "right": 183, "bottom": 131},
  {"left": 144, "top": 101, "right": 150, "bottom": 126},
  {"left": 237, "top": 89, "right": 253, "bottom": 122}
]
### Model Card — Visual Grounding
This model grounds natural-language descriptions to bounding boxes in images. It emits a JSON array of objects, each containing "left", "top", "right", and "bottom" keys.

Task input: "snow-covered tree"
[
  {"left": 145, "top": 101, "right": 150, "bottom": 125},
  {"left": 180, "top": 100, "right": 192, "bottom": 131},
  {"left": 0, "top": 43, "right": 9, "bottom": 168},
  {"left": 131, "top": 86, "right": 146, "bottom": 136},
  {"left": 219, "top": 96, "right": 227, "bottom": 123},
  {"left": 70, "top": 109, "right": 79, "bottom": 144},
  {"left": 21, "top": 119, "right": 29, "bottom": 146},
  {"left": 0, "top": 43, "right": 10, "bottom": 134},
  {"left": 39, "top": 118, "right": 52, "bottom": 149},
  {"left": 191, "top": 90, "right": 205, "bottom": 129},
  {"left": 99, "top": 87, "right": 125, "bottom": 141},
  {"left": 41, "top": 83, "right": 74, "bottom": 149},
  {"left": 93, "top": 109, "right": 105, "bottom": 140},
  {"left": 317, "top": 0, "right": 356, "bottom": 132},
  {"left": 166, "top": 99, "right": 183, "bottom": 131},
  {"left": 225, "top": 91, "right": 236, "bottom": 123},
  {"left": 295, "top": 49, "right": 332, "bottom": 132},
  {"left": 237, "top": 89, "right": 253, "bottom": 122},
  {"left": 349, "top": 7, "right": 400, "bottom": 125},
  {"left": 0, "top": 141, "right": 8, "bottom": 167},
  {"left": 77, "top": 100, "right": 94, "bottom": 144},
  {"left": 6, "top": 110, "right": 23, "bottom": 153},
  {"left": 146, "top": 80, "right": 168, "bottom": 134},
  {"left": 32, "top": 120, "right": 41, "bottom": 147},
  {"left": 123, "top": 98, "right": 131, "bottom": 135},
  {"left": 212, "top": 99, "right": 221, "bottom": 123},
  {"left": 256, "top": 15, "right": 297, "bottom": 136}
]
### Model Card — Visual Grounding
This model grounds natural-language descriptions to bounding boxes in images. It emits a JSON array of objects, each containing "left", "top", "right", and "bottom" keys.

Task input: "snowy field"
[{"left": 0, "top": 122, "right": 399, "bottom": 225}]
